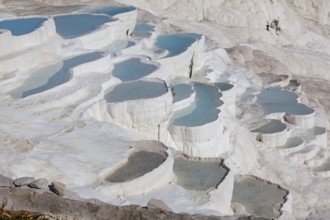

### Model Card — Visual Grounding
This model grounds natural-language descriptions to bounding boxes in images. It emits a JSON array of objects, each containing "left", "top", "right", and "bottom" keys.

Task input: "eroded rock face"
[
  {"left": 0, "top": 186, "right": 270, "bottom": 220},
  {"left": 13, "top": 177, "right": 35, "bottom": 187}
]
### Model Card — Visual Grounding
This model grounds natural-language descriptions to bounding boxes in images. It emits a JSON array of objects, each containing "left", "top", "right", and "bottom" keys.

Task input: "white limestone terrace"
[
  {"left": 97, "top": 140, "right": 173, "bottom": 196},
  {"left": 155, "top": 33, "right": 205, "bottom": 78},
  {"left": 257, "top": 87, "right": 315, "bottom": 129},
  {"left": 132, "top": 22, "right": 155, "bottom": 39},
  {"left": 169, "top": 82, "right": 228, "bottom": 158},
  {"left": 10, "top": 51, "right": 105, "bottom": 98},
  {"left": 104, "top": 79, "right": 172, "bottom": 139},
  {"left": 0, "top": 16, "right": 56, "bottom": 59},
  {"left": 214, "top": 82, "right": 236, "bottom": 115},
  {"left": 171, "top": 83, "right": 195, "bottom": 111},
  {"left": 252, "top": 119, "right": 288, "bottom": 148},
  {"left": 0, "top": 1, "right": 330, "bottom": 219}
]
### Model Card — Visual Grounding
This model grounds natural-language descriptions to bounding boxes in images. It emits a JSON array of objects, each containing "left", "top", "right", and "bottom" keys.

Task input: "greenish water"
[
  {"left": 173, "top": 158, "right": 228, "bottom": 191},
  {"left": 106, "top": 151, "right": 166, "bottom": 183}
]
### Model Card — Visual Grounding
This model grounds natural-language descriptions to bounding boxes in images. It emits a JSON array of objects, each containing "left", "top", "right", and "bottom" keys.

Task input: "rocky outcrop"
[{"left": 0, "top": 175, "right": 270, "bottom": 220}]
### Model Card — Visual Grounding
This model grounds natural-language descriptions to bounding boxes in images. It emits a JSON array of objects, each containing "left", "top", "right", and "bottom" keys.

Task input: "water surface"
[{"left": 0, "top": 17, "right": 47, "bottom": 36}]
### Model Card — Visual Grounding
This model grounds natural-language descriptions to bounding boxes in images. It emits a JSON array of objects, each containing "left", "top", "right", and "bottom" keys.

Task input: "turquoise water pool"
[
  {"left": 170, "top": 83, "right": 222, "bottom": 126},
  {"left": 54, "top": 14, "right": 114, "bottom": 39},
  {"left": 155, "top": 33, "right": 202, "bottom": 57},
  {"left": 112, "top": 58, "right": 157, "bottom": 81},
  {"left": 257, "top": 87, "right": 314, "bottom": 115},
  {"left": 87, "top": 6, "right": 135, "bottom": 17},
  {"left": 172, "top": 83, "right": 194, "bottom": 103},
  {"left": 0, "top": 17, "right": 47, "bottom": 36},
  {"left": 105, "top": 80, "right": 167, "bottom": 102},
  {"left": 14, "top": 52, "right": 103, "bottom": 98},
  {"left": 132, "top": 22, "right": 155, "bottom": 38}
]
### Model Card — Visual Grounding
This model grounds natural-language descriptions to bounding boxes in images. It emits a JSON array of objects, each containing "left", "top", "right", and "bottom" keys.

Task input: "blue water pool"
[
  {"left": 174, "top": 158, "right": 228, "bottom": 191},
  {"left": 132, "top": 22, "right": 155, "bottom": 38},
  {"left": 155, "top": 33, "right": 202, "bottom": 57},
  {"left": 215, "top": 82, "right": 234, "bottom": 92},
  {"left": 54, "top": 14, "right": 114, "bottom": 39},
  {"left": 0, "top": 17, "right": 47, "bottom": 36},
  {"left": 170, "top": 83, "right": 222, "bottom": 126},
  {"left": 17, "top": 52, "right": 103, "bottom": 98},
  {"left": 87, "top": 6, "right": 135, "bottom": 17},
  {"left": 252, "top": 120, "right": 286, "bottom": 134},
  {"left": 106, "top": 40, "right": 135, "bottom": 56},
  {"left": 257, "top": 87, "right": 314, "bottom": 115},
  {"left": 112, "top": 58, "right": 157, "bottom": 81},
  {"left": 105, "top": 80, "right": 167, "bottom": 103},
  {"left": 172, "top": 83, "right": 194, "bottom": 103}
]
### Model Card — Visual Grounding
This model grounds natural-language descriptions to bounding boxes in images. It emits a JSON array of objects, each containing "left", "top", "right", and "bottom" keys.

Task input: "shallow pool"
[
  {"left": 172, "top": 83, "right": 194, "bottom": 103},
  {"left": 0, "top": 17, "right": 47, "bottom": 36},
  {"left": 278, "top": 137, "right": 304, "bottom": 149},
  {"left": 54, "top": 14, "right": 114, "bottom": 39},
  {"left": 170, "top": 83, "right": 222, "bottom": 126},
  {"left": 155, "top": 33, "right": 202, "bottom": 57},
  {"left": 15, "top": 52, "right": 103, "bottom": 98},
  {"left": 112, "top": 58, "right": 157, "bottom": 81},
  {"left": 173, "top": 158, "right": 228, "bottom": 191},
  {"left": 232, "top": 176, "right": 288, "bottom": 219},
  {"left": 252, "top": 120, "right": 286, "bottom": 134},
  {"left": 257, "top": 87, "right": 314, "bottom": 115},
  {"left": 105, "top": 80, "right": 167, "bottom": 102},
  {"left": 132, "top": 22, "right": 155, "bottom": 38},
  {"left": 106, "top": 151, "right": 166, "bottom": 183},
  {"left": 214, "top": 82, "right": 234, "bottom": 92}
]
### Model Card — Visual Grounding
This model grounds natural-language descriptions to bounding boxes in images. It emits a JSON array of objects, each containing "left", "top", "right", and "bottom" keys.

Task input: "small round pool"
[
  {"left": 0, "top": 17, "right": 47, "bottom": 36},
  {"left": 155, "top": 33, "right": 202, "bottom": 57},
  {"left": 54, "top": 14, "right": 115, "bottom": 39},
  {"left": 112, "top": 57, "right": 158, "bottom": 81},
  {"left": 105, "top": 80, "right": 168, "bottom": 103}
]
